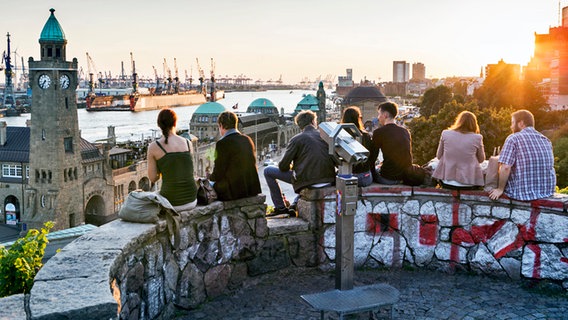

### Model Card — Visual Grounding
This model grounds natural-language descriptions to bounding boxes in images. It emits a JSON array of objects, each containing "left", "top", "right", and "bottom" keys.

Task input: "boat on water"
[
  {"left": 86, "top": 91, "right": 209, "bottom": 112},
  {"left": 85, "top": 56, "right": 224, "bottom": 112}
]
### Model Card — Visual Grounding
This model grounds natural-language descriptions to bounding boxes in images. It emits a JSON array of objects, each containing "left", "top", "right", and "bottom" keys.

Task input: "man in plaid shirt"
[{"left": 489, "top": 110, "right": 556, "bottom": 201}]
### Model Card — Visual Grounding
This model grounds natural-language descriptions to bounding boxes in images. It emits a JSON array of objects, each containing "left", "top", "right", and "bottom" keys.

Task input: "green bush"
[{"left": 0, "top": 222, "right": 53, "bottom": 297}]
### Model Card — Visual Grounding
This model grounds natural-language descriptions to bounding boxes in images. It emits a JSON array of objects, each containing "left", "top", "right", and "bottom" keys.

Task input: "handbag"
[
  {"left": 118, "top": 190, "right": 181, "bottom": 247},
  {"left": 196, "top": 178, "right": 218, "bottom": 205},
  {"left": 118, "top": 190, "right": 175, "bottom": 223},
  {"left": 484, "top": 147, "right": 500, "bottom": 191}
]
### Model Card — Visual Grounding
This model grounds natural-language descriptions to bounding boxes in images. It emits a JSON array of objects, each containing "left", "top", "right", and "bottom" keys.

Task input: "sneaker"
[
  {"left": 267, "top": 207, "right": 292, "bottom": 218},
  {"left": 288, "top": 204, "right": 297, "bottom": 218}
]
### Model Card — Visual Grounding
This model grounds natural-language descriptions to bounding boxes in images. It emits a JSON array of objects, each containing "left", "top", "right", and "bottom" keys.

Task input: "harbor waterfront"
[{"left": 1, "top": 89, "right": 325, "bottom": 143}]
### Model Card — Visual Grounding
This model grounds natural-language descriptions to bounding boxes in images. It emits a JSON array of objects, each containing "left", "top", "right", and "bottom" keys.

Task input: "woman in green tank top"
[{"left": 147, "top": 109, "right": 197, "bottom": 212}]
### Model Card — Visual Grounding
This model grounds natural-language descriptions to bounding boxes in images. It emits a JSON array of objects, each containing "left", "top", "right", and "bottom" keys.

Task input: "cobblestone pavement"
[{"left": 177, "top": 267, "right": 568, "bottom": 320}]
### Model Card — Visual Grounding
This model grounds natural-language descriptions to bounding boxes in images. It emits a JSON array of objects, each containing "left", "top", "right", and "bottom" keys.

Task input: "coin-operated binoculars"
[{"left": 319, "top": 122, "right": 369, "bottom": 290}]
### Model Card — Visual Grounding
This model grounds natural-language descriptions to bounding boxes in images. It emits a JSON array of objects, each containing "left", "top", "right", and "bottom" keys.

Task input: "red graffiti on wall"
[
  {"left": 419, "top": 214, "right": 438, "bottom": 246},
  {"left": 366, "top": 213, "right": 398, "bottom": 234}
]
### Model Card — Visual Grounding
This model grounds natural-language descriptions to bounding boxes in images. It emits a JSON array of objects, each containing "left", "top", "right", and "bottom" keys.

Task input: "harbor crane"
[
  {"left": 196, "top": 58, "right": 206, "bottom": 97},
  {"left": 130, "top": 52, "right": 138, "bottom": 93},
  {"left": 152, "top": 65, "right": 162, "bottom": 94},
  {"left": 1, "top": 32, "right": 15, "bottom": 111},
  {"left": 86, "top": 52, "right": 104, "bottom": 95},
  {"left": 163, "top": 58, "right": 173, "bottom": 94},
  {"left": 173, "top": 58, "right": 180, "bottom": 94},
  {"left": 210, "top": 58, "right": 216, "bottom": 102}
]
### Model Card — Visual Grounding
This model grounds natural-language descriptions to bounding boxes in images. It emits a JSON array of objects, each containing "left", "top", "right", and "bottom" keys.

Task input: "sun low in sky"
[{"left": 1, "top": 0, "right": 562, "bottom": 84}]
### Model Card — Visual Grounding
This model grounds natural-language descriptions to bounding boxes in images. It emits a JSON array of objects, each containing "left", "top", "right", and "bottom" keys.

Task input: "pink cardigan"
[{"left": 432, "top": 130, "right": 485, "bottom": 186}]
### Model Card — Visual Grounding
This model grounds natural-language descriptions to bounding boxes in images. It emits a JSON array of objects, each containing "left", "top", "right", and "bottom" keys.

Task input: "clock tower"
[{"left": 25, "top": 8, "right": 83, "bottom": 230}]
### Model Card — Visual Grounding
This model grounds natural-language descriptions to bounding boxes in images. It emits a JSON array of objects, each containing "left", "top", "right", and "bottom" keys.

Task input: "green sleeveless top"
[{"left": 155, "top": 140, "right": 197, "bottom": 206}]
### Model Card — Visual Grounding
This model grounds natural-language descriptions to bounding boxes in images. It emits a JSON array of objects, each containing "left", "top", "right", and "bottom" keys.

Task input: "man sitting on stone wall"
[
  {"left": 264, "top": 110, "right": 336, "bottom": 218},
  {"left": 369, "top": 101, "right": 413, "bottom": 184},
  {"left": 489, "top": 109, "right": 556, "bottom": 201}
]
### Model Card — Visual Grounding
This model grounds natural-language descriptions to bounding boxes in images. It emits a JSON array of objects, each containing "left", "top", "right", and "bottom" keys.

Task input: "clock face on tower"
[
  {"left": 38, "top": 74, "right": 51, "bottom": 89},
  {"left": 59, "top": 74, "right": 70, "bottom": 89}
]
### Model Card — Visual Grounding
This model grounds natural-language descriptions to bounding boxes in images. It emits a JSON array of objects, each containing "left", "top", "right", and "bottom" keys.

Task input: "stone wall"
[
  {"left": 2, "top": 186, "right": 568, "bottom": 319},
  {"left": 3, "top": 195, "right": 315, "bottom": 320},
  {"left": 299, "top": 185, "right": 568, "bottom": 288}
]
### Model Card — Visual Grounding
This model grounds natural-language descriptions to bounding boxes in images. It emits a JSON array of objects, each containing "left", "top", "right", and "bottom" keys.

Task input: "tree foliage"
[
  {"left": 0, "top": 222, "right": 53, "bottom": 297},
  {"left": 473, "top": 72, "right": 548, "bottom": 124},
  {"left": 553, "top": 137, "right": 568, "bottom": 188},
  {"left": 418, "top": 85, "right": 454, "bottom": 118}
]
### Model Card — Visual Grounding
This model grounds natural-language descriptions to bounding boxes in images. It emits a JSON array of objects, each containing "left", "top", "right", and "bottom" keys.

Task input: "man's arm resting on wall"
[{"left": 488, "top": 163, "right": 511, "bottom": 200}]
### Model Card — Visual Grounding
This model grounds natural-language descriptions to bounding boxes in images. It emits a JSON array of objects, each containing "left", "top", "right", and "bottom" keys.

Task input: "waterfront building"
[
  {"left": 0, "top": 9, "right": 150, "bottom": 232},
  {"left": 342, "top": 86, "right": 388, "bottom": 131},
  {"left": 293, "top": 82, "right": 326, "bottom": 122},
  {"left": 524, "top": 6, "right": 568, "bottom": 110}
]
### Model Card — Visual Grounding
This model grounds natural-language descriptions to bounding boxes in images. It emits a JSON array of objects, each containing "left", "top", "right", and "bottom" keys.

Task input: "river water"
[{"left": 2, "top": 89, "right": 321, "bottom": 143}]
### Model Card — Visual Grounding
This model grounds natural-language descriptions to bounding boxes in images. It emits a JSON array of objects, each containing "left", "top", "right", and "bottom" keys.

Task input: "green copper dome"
[
  {"left": 194, "top": 102, "right": 227, "bottom": 115},
  {"left": 248, "top": 98, "right": 275, "bottom": 108},
  {"left": 294, "top": 94, "right": 320, "bottom": 112},
  {"left": 39, "top": 8, "right": 66, "bottom": 42}
]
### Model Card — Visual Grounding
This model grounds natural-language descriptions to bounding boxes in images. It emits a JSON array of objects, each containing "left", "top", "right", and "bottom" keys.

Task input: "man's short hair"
[
  {"left": 378, "top": 101, "right": 398, "bottom": 119},
  {"left": 512, "top": 109, "right": 535, "bottom": 127},
  {"left": 295, "top": 110, "right": 316, "bottom": 129},
  {"left": 217, "top": 111, "right": 238, "bottom": 129}
]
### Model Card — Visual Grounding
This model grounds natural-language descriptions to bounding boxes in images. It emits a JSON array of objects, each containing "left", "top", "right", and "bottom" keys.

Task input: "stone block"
[
  {"left": 176, "top": 263, "right": 205, "bottom": 309},
  {"left": 267, "top": 218, "right": 309, "bottom": 235},
  {"left": 289, "top": 233, "right": 318, "bottom": 267},
  {"left": 522, "top": 244, "right": 568, "bottom": 280},
  {"left": 401, "top": 200, "right": 420, "bottom": 216},
  {"left": 30, "top": 278, "right": 118, "bottom": 319},
  {"left": 247, "top": 237, "right": 290, "bottom": 276},
  {"left": 534, "top": 212, "right": 568, "bottom": 243},
  {"left": 204, "top": 264, "right": 232, "bottom": 298},
  {"left": 0, "top": 294, "right": 26, "bottom": 320}
]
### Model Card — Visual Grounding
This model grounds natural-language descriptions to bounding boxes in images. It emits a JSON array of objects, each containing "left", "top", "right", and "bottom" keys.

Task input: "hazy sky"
[{"left": 0, "top": 0, "right": 563, "bottom": 84}]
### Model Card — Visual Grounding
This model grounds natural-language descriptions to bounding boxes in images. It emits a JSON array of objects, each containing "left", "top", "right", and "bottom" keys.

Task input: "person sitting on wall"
[
  {"left": 147, "top": 108, "right": 197, "bottom": 212},
  {"left": 264, "top": 110, "right": 336, "bottom": 217},
  {"left": 340, "top": 106, "right": 373, "bottom": 187},
  {"left": 369, "top": 101, "right": 413, "bottom": 185},
  {"left": 489, "top": 110, "right": 556, "bottom": 201},
  {"left": 210, "top": 111, "right": 262, "bottom": 201},
  {"left": 432, "top": 111, "right": 485, "bottom": 190}
]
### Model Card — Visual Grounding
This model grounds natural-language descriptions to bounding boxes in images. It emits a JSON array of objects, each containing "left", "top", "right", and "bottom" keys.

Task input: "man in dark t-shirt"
[{"left": 369, "top": 102, "right": 413, "bottom": 184}]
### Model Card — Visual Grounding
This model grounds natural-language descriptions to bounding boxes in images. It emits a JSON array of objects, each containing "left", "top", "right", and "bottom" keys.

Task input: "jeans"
[
  {"left": 375, "top": 174, "right": 402, "bottom": 185},
  {"left": 263, "top": 165, "right": 299, "bottom": 209},
  {"left": 354, "top": 171, "right": 373, "bottom": 187}
]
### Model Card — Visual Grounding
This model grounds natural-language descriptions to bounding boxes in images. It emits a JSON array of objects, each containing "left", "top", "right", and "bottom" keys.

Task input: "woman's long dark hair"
[
  {"left": 157, "top": 108, "right": 177, "bottom": 144},
  {"left": 341, "top": 106, "right": 365, "bottom": 132}
]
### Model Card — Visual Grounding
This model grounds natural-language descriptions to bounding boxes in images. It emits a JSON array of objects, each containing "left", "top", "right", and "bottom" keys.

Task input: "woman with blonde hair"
[
  {"left": 341, "top": 106, "right": 373, "bottom": 187},
  {"left": 432, "top": 111, "right": 485, "bottom": 189}
]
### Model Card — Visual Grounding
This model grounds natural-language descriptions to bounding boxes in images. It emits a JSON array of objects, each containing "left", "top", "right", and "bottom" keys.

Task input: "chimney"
[{"left": 0, "top": 121, "right": 7, "bottom": 146}]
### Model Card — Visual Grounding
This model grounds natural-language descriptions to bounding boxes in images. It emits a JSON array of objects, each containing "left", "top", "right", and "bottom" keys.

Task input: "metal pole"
[{"left": 335, "top": 163, "right": 358, "bottom": 290}]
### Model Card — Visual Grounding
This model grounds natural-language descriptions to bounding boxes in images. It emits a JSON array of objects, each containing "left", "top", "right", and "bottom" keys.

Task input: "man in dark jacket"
[
  {"left": 210, "top": 111, "right": 261, "bottom": 201},
  {"left": 264, "top": 110, "right": 336, "bottom": 217}
]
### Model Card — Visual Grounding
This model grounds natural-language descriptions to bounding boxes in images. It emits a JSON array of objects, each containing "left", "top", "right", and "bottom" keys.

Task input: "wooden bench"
[{"left": 301, "top": 283, "right": 400, "bottom": 320}]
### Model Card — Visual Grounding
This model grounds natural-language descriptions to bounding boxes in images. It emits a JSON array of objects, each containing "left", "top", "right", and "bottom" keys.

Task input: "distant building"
[
  {"left": 336, "top": 68, "right": 355, "bottom": 96},
  {"left": 485, "top": 59, "right": 521, "bottom": 81},
  {"left": 1, "top": 9, "right": 149, "bottom": 231},
  {"left": 411, "top": 62, "right": 426, "bottom": 81},
  {"left": 524, "top": 6, "right": 568, "bottom": 110},
  {"left": 342, "top": 86, "right": 388, "bottom": 131},
  {"left": 393, "top": 61, "right": 410, "bottom": 83},
  {"left": 293, "top": 83, "right": 327, "bottom": 123}
]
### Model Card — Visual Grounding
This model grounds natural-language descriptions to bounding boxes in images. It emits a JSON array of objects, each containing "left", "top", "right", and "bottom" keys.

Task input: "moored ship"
[
  {"left": 85, "top": 56, "right": 224, "bottom": 112},
  {"left": 86, "top": 91, "right": 209, "bottom": 112}
]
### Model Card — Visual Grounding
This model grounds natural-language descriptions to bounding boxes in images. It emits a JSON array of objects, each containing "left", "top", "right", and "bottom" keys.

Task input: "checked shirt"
[{"left": 499, "top": 126, "right": 556, "bottom": 201}]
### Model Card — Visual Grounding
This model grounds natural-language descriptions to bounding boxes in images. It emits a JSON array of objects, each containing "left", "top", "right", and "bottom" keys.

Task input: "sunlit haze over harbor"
[{"left": 0, "top": 0, "right": 563, "bottom": 84}]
